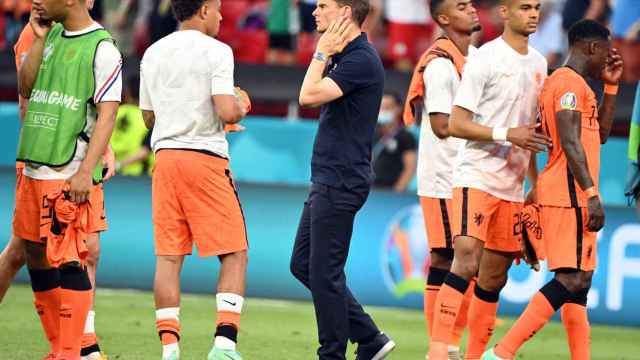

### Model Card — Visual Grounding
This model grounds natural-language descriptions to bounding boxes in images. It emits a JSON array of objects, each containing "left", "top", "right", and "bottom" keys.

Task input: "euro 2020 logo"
[{"left": 381, "top": 205, "right": 430, "bottom": 299}]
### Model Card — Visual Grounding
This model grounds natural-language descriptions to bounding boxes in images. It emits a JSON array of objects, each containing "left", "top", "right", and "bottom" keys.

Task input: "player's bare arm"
[
  {"left": 142, "top": 110, "right": 155, "bottom": 130},
  {"left": 430, "top": 113, "right": 450, "bottom": 139},
  {"left": 556, "top": 109, "right": 604, "bottom": 231},
  {"left": 18, "top": 96, "right": 28, "bottom": 121},
  {"left": 67, "top": 101, "right": 118, "bottom": 204},
  {"left": 18, "top": 8, "right": 52, "bottom": 99},
  {"left": 597, "top": 48, "right": 623, "bottom": 144},
  {"left": 298, "top": 16, "right": 352, "bottom": 108},
  {"left": 213, "top": 94, "right": 246, "bottom": 124},
  {"left": 448, "top": 105, "right": 552, "bottom": 152}
]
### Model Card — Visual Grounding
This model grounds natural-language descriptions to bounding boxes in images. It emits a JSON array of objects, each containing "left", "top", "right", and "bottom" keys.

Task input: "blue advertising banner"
[{"left": 1, "top": 171, "right": 638, "bottom": 326}]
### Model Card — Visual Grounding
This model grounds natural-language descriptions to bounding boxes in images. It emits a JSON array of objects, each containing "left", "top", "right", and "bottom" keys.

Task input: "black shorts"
[{"left": 269, "top": 33, "right": 294, "bottom": 50}]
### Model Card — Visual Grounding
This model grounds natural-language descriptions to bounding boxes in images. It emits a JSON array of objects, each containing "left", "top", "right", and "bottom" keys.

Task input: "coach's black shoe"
[{"left": 355, "top": 332, "right": 396, "bottom": 360}]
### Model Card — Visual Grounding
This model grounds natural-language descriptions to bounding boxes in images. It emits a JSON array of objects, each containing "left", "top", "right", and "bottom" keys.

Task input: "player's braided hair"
[
  {"left": 171, "top": 0, "right": 212, "bottom": 22},
  {"left": 568, "top": 19, "right": 610, "bottom": 46},
  {"left": 335, "top": 0, "right": 370, "bottom": 26}
]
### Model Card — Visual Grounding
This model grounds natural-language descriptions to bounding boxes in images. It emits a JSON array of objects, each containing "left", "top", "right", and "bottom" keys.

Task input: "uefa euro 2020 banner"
[{"left": 0, "top": 176, "right": 638, "bottom": 326}]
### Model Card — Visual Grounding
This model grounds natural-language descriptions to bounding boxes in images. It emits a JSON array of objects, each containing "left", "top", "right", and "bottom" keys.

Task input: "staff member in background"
[
  {"left": 290, "top": 0, "right": 395, "bottom": 359},
  {"left": 373, "top": 92, "right": 417, "bottom": 192}
]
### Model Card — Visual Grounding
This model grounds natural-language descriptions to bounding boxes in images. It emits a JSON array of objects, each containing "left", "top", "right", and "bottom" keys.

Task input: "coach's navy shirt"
[{"left": 311, "top": 33, "right": 385, "bottom": 190}]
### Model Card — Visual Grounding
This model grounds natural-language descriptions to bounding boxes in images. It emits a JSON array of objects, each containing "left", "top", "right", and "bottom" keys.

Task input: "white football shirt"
[
  {"left": 452, "top": 37, "right": 547, "bottom": 202},
  {"left": 417, "top": 47, "right": 476, "bottom": 199},
  {"left": 139, "top": 30, "right": 235, "bottom": 158}
]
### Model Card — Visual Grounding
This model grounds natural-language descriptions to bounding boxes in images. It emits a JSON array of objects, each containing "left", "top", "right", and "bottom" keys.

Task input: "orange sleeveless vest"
[{"left": 403, "top": 38, "right": 467, "bottom": 126}]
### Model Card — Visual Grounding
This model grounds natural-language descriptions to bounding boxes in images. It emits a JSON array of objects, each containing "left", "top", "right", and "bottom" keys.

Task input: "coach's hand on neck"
[{"left": 317, "top": 15, "right": 354, "bottom": 57}]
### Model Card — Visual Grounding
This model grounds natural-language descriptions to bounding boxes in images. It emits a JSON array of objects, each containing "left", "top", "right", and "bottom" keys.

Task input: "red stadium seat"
[{"left": 235, "top": 30, "right": 268, "bottom": 64}]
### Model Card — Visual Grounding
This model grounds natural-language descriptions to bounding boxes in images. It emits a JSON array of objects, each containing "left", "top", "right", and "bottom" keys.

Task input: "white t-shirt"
[
  {"left": 25, "top": 22, "right": 122, "bottom": 180},
  {"left": 417, "top": 47, "right": 476, "bottom": 199},
  {"left": 139, "top": 30, "right": 235, "bottom": 158},
  {"left": 452, "top": 37, "right": 547, "bottom": 202},
  {"left": 384, "top": 0, "right": 430, "bottom": 24}
]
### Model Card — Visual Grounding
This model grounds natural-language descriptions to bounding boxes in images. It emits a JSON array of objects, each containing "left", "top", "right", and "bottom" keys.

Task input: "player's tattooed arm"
[
  {"left": 18, "top": 7, "right": 52, "bottom": 98},
  {"left": 142, "top": 110, "right": 155, "bottom": 130},
  {"left": 598, "top": 48, "right": 623, "bottom": 144}
]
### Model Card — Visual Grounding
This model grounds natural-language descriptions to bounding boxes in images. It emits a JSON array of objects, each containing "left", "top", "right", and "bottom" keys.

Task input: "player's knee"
[
  {"left": 481, "top": 271, "right": 508, "bottom": 292},
  {"left": 451, "top": 256, "right": 479, "bottom": 280}
]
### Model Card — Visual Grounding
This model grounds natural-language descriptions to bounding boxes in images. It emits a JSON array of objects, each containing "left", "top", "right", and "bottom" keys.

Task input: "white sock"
[
  {"left": 162, "top": 342, "right": 179, "bottom": 358},
  {"left": 214, "top": 336, "right": 237, "bottom": 351},
  {"left": 156, "top": 307, "right": 180, "bottom": 357},
  {"left": 216, "top": 293, "right": 244, "bottom": 314},
  {"left": 84, "top": 310, "right": 96, "bottom": 335},
  {"left": 448, "top": 345, "right": 460, "bottom": 352},
  {"left": 156, "top": 307, "right": 180, "bottom": 321},
  {"left": 215, "top": 293, "right": 244, "bottom": 351}
]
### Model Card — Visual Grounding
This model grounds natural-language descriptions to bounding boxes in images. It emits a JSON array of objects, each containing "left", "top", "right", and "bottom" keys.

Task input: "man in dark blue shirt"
[{"left": 290, "top": 1, "right": 394, "bottom": 359}]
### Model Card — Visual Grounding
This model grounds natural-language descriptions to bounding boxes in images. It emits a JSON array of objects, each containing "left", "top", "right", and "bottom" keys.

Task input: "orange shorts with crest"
[
  {"left": 420, "top": 196, "right": 454, "bottom": 250},
  {"left": 12, "top": 174, "right": 107, "bottom": 243},
  {"left": 451, "top": 187, "right": 522, "bottom": 253},
  {"left": 152, "top": 149, "right": 248, "bottom": 257},
  {"left": 540, "top": 205, "right": 597, "bottom": 271}
]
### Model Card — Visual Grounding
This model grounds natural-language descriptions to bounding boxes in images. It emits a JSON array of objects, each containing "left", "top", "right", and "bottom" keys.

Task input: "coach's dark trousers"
[{"left": 290, "top": 183, "right": 379, "bottom": 360}]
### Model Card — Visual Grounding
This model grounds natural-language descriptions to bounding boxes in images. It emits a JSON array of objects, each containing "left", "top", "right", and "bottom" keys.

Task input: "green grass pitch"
[{"left": 1, "top": 285, "right": 638, "bottom": 359}]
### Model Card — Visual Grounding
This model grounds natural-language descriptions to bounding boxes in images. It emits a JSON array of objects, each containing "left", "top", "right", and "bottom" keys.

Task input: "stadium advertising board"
[{"left": 0, "top": 175, "right": 637, "bottom": 326}]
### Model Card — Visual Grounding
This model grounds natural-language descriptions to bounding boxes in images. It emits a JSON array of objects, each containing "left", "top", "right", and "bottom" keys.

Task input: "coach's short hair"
[
  {"left": 429, "top": 0, "right": 446, "bottom": 22},
  {"left": 335, "top": 0, "right": 370, "bottom": 26},
  {"left": 171, "top": 0, "right": 212, "bottom": 22},
  {"left": 568, "top": 19, "right": 610, "bottom": 46}
]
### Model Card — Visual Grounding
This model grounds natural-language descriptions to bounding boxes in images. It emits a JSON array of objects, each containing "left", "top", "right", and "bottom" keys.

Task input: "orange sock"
[
  {"left": 561, "top": 288, "right": 590, "bottom": 360},
  {"left": 59, "top": 267, "right": 93, "bottom": 359},
  {"left": 155, "top": 308, "right": 181, "bottom": 345},
  {"left": 494, "top": 279, "right": 571, "bottom": 359},
  {"left": 428, "top": 273, "right": 470, "bottom": 360},
  {"left": 29, "top": 269, "right": 62, "bottom": 354},
  {"left": 425, "top": 267, "right": 448, "bottom": 336},
  {"left": 464, "top": 285, "right": 499, "bottom": 359},
  {"left": 451, "top": 278, "right": 475, "bottom": 347}
]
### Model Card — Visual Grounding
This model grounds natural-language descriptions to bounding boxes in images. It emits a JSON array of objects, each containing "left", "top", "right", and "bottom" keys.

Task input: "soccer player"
[
  {"left": 139, "top": 1, "right": 251, "bottom": 359},
  {"left": 14, "top": 0, "right": 121, "bottom": 358},
  {"left": 290, "top": 1, "right": 394, "bottom": 359},
  {"left": 426, "top": 1, "right": 551, "bottom": 359},
  {"left": 404, "top": 1, "right": 481, "bottom": 358},
  {"left": 1, "top": 3, "right": 115, "bottom": 358},
  {"left": 482, "top": 19, "right": 623, "bottom": 360}
]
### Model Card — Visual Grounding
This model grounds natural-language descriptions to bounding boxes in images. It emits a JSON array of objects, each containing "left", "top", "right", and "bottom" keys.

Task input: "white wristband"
[{"left": 492, "top": 127, "right": 509, "bottom": 141}]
